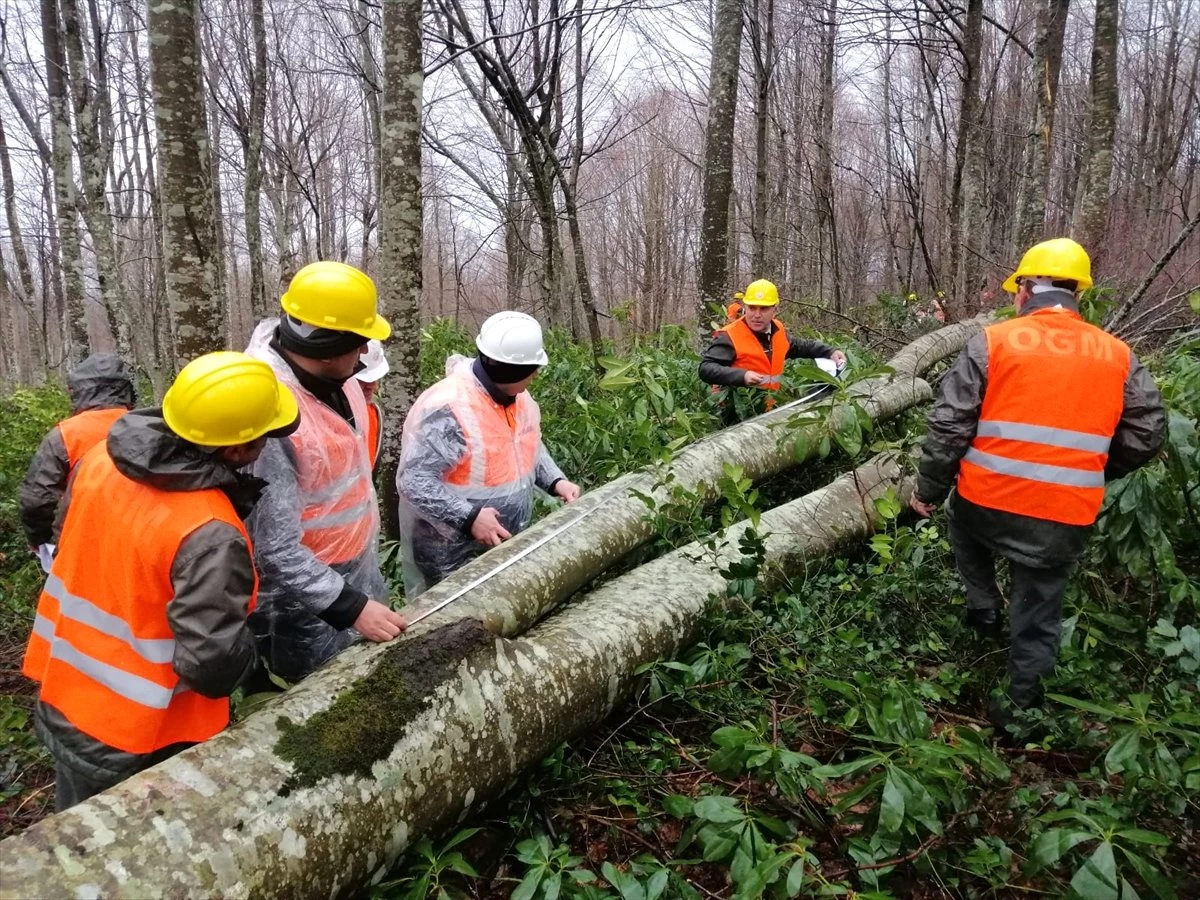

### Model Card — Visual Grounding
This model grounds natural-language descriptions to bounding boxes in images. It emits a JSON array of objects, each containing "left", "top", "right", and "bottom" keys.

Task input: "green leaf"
[
  {"left": 1047, "top": 694, "right": 1122, "bottom": 718},
  {"left": 1070, "top": 841, "right": 1119, "bottom": 900},
  {"left": 694, "top": 795, "right": 744, "bottom": 824},
  {"left": 442, "top": 827, "right": 482, "bottom": 851},
  {"left": 1104, "top": 730, "right": 1142, "bottom": 775},
  {"left": 1032, "top": 829, "right": 1094, "bottom": 867},
  {"left": 662, "top": 794, "right": 694, "bottom": 818},
  {"left": 700, "top": 828, "right": 738, "bottom": 862},
  {"left": 543, "top": 871, "right": 562, "bottom": 900},
  {"left": 792, "top": 429, "right": 815, "bottom": 461},
  {"left": 786, "top": 857, "right": 807, "bottom": 896},
  {"left": 877, "top": 769, "right": 905, "bottom": 834},
  {"left": 511, "top": 869, "right": 544, "bottom": 900},
  {"left": 812, "top": 755, "right": 879, "bottom": 780},
  {"left": 1115, "top": 829, "right": 1171, "bottom": 847},
  {"left": 645, "top": 868, "right": 669, "bottom": 900},
  {"left": 1121, "top": 847, "right": 1178, "bottom": 900},
  {"left": 1188, "top": 290, "right": 1200, "bottom": 314}
]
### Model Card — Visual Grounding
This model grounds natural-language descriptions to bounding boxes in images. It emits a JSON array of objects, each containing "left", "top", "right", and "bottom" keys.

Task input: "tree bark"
[
  {"left": 749, "top": 0, "right": 775, "bottom": 275},
  {"left": 565, "top": 0, "right": 603, "bottom": 361},
  {"left": 42, "top": 0, "right": 90, "bottom": 360},
  {"left": 377, "top": 0, "right": 424, "bottom": 539},
  {"left": 0, "top": 117, "right": 36, "bottom": 303},
  {"left": 148, "top": 0, "right": 226, "bottom": 369},
  {"left": 814, "top": 0, "right": 841, "bottom": 311},
  {"left": 1015, "top": 0, "right": 1069, "bottom": 249},
  {"left": 0, "top": 452, "right": 907, "bottom": 899},
  {"left": 60, "top": 0, "right": 133, "bottom": 356},
  {"left": 244, "top": 0, "right": 269, "bottom": 321},
  {"left": 1072, "top": 0, "right": 1119, "bottom": 254},
  {"left": 945, "top": 0, "right": 984, "bottom": 314},
  {"left": 695, "top": 0, "right": 743, "bottom": 336}
]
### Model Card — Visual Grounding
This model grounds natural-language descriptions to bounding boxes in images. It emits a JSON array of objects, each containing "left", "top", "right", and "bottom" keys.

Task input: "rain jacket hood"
[
  {"left": 68, "top": 353, "right": 136, "bottom": 413},
  {"left": 107, "top": 409, "right": 265, "bottom": 516}
]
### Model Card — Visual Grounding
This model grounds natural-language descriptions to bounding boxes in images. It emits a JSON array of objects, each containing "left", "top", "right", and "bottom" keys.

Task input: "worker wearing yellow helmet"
[
  {"left": 23, "top": 352, "right": 300, "bottom": 809},
  {"left": 700, "top": 279, "right": 847, "bottom": 423},
  {"left": 909, "top": 238, "right": 1165, "bottom": 734},
  {"left": 724, "top": 291, "right": 745, "bottom": 325},
  {"left": 244, "top": 261, "right": 406, "bottom": 684}
]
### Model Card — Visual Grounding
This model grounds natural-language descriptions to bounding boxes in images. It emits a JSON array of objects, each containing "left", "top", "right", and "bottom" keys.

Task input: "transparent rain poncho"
[
  {"left": 396, "top": 355, "right": 565, "bottom": 597},
  {"left": 243, "top": 320, "right": 386, "bottom": 682}
]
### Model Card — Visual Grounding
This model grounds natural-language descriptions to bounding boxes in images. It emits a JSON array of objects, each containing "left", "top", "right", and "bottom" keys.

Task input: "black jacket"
[{"left": 698, "top": 322, "right": 836, "bottom": 387}]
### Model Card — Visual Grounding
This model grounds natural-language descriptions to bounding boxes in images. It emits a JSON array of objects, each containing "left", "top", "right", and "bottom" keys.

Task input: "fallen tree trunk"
[
  {"left": 0, "top": 455, "right": 907, "bottom": 899},
  {"left": 404, "top": 316, "right": 981, "bottom": 637}
]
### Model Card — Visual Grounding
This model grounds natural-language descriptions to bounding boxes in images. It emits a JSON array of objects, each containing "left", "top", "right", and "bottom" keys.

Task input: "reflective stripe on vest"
[
  {"left": 59, "top": 407, "right": 126, "bottom": 468},
  {"left": 956, "top": 309, "right": 1130, "bottom": 527},
  {"left": 42, "top": 574, "right": 175, "bottom": 663},
  {"left": 975, "top": 420, "right": 1113, "bottom": 454},
  {"left": 22, "top": 445, "right": 252, "bottom": 754}
]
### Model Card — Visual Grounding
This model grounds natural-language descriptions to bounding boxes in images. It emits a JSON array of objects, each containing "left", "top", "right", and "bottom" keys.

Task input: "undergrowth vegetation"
[
  {"left": 0, "top": 312, "right": 1195, "bottom": 899},
  {"left": 375, "top": 328, "right": 1198, "bottom": 898}
]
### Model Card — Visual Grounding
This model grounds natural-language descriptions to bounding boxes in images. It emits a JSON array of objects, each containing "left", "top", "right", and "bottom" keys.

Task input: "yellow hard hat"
[
  {"left": 733, "top": 291, "right": 744, "bottom": 301},
  {"left": 1002, "top": 238, "right": 1093, "bottom": 293},
  {"left": 164, "top": 352, "right": 300, "bottom": 447},
  {"left": 742, "top": 279, "right": 780, "bottom": 306},
  {"left": 281, "top": 261, "right": 391, "bottom": 340}
]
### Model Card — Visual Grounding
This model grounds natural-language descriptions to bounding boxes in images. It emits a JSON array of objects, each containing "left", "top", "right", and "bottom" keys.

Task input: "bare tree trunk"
[
  {"left": 377, "top": 0, "right": 424, "bottom": 539},
  {"left": 1072, "top": 0, "right": 1119, "bottom": 255},
  {"left": 946, "top": 0, "right": 984, "bottom": 314},
  {"left": 814, "top": 0, "right": 841, "bottom": 310},
  {"left": 42, "top": 0, "right": 90, "bottom": 360},
  {"left": 60, "top": 0, "right": 133, "bottom": 356},
  {"left": 148, "top": 0, "right": 226, "bottom": 368},
  {"left": 565, "top": 0, "right": 602, "bottom": 359},
  {"left": 696, "top": 0, "right": 744, "bottom": 335},
  {"left": 1015, "top": 0, "right": 1070, "bottom": 249},
  {"left": 0, "top": 117, "right": 36, "bottom": 303},
  {"left": 749, "top": 0, "right": 775, "bottom": 275},
  {"left": 244, "top": 0, "right": 269, "bottom": 320}
]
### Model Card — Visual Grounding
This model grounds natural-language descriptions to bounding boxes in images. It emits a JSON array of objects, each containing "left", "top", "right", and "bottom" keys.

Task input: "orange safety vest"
[
  {"left": 714, "top": 318, "right": 791, "bottom": 409},
  {"left": 58, "top": 407, "right": 127, "bottom": 468},
  {"left": 956, "top": 309, "right": 1130, "bottom": 527},
  {"left": 408, "top": 365, "right": 541, "bottom": 500},
  {"left": 366, "top": 402, "right": 382, "bottom": 470},
  {"left": 22, "top": 446, "right": 256, "bottom": 754},
  {"left": 283, "top": 376, "right": 378, "bottom": 565}
]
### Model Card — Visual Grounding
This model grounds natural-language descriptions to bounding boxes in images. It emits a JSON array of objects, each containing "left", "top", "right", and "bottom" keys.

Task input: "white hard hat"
[
  {"left": 355, "top": 340, "right": 390, "bottom": 383},
  {"left": 475, "top": 311, "right": 548, "bottom": 366}
]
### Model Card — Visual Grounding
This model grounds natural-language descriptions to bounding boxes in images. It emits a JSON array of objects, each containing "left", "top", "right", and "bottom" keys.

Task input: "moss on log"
[{"left": 275, "top": 619, "right": 494, "bottom": 792}]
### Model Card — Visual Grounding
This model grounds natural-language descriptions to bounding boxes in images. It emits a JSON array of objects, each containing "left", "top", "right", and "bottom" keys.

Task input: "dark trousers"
[
  {"left": 52, "top": 743, "right": 192, "bottom": 812},
  {"left": 950, "top": 517, "right": 1076, "bottom": 709}
]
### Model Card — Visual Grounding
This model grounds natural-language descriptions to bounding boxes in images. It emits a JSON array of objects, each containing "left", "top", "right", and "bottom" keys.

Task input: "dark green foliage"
[
  {"left": 0, "top": 385, "right": 69, "bottom": 621},
  {"left": 377, "top": 336, "right": 1198, "bottom": 899}
]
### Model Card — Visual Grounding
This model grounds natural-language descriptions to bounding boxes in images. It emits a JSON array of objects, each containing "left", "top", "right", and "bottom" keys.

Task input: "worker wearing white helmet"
[
  {"left": 396, "top": 311, "right": 580, "bottom": 596},
  {"left": 355, "top": 340, "right": 390, "bottom": 469}
]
